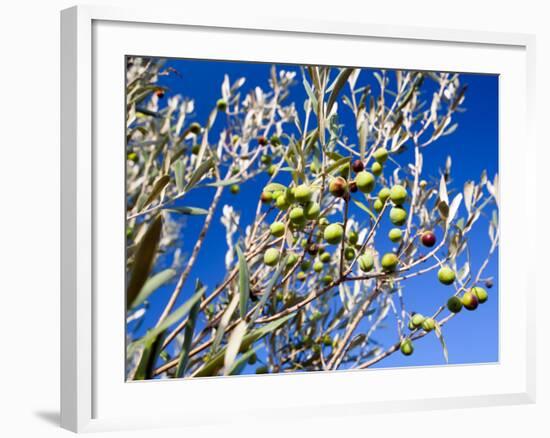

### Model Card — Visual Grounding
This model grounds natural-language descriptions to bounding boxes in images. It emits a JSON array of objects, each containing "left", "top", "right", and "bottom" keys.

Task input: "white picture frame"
[{"left": 60, "top": 5, "right": 536, "bottom": 433}]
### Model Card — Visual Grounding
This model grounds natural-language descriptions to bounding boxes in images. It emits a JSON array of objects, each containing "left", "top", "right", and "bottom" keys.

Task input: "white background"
[{"left": 0, "top": 1, "right": 546, "bottom": 437}]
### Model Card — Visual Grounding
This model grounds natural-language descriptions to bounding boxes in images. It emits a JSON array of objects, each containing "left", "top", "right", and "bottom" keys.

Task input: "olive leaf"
[
  {"left": 133, "top": 330, "right": 168, "bottom": 381},
  {"left": 134, "top": 284, "right": 206, "bottom": 347},
  {"left": 142, "top": 175, "right": 170, "bottom": 210},
  {"left": 165, "top": 206, "right": 208, "bottom": 215},
  {"left": 211, "top": 294, "right": 240, "bottom": 353},
  {"left": 194, "top": 313, "right": 295, "bottom": 377},
  {"left": 172, "top": 159, "right": 185, "bottom": 192},
  {"left": 447, "top": 193, "right": 463, "bottom": 225},
  {"left": 175, "top": 280, "right": 203, "bottom": 378},
  {"left": 352, "top": 199, "right": 377, "bottom": 221},
  {"left": 236, "top": 246, "right": 250, "bottom": 319},
  {"left": 185, "top": 157, "right": 214, "bottom": 191},
  {"left": 126, "top": 215, "right": 163, "bottom": 310},
  {"left": 433, "top": 321, "right": 449, "bottom": 363},
  {"left": 327, "top": 68, "right": 354, "bottom": 114},
  {"left": 130, "top": 268, "right": 176, "bottom": 309},
  {"left": 302, "top": 77, "right": 318, "bottom": 114},
  {"left": 223, "top": 320, "right": 248, "bottom": 375}
]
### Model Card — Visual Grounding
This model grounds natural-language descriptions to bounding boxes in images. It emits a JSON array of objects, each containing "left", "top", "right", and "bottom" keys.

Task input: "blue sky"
[{"left": 129, "top": 58, "right": 499, "bottom": 373}]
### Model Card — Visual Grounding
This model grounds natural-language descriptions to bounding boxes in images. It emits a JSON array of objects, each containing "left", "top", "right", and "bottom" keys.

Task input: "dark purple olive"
[{"left": 421, "top": 231, "right": 436, "bottom": 247}]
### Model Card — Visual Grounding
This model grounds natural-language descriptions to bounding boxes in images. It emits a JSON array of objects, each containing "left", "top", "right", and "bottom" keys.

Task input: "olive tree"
[{"left": 125, "top": 57, "right": 498, "bottom": 380}]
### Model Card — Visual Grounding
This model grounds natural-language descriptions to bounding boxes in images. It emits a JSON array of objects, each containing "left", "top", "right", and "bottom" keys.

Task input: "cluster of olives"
[
  {"left": 401, "top": 313, "right": 432, "bottom": 354},
  {"left": 328, "top": 147, "right": 391, "bottom": 200},
  {"left": 447, "top": 286, "right": 488, "bottom": 313},
  {"left": 407, "top": 313, "right": 436, "bottom": 332},
  {"left": 261, "top": 183, "right": 322, "bottom": 267},
  {"left": 400, "top": 286, "right": 489, "bottom": 357}
]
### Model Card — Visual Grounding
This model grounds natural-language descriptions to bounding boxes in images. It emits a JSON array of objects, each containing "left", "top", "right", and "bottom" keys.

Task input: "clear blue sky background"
[{"left": 129, "top": 57, "right": 499, "bottom": 373}]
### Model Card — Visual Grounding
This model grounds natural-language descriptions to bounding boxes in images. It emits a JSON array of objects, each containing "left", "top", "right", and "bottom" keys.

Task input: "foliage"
[{"left": 125, "top": 57, "right": 498, "bottom": 379}]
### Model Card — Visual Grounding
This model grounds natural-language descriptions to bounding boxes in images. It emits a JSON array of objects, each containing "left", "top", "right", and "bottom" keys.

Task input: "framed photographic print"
[{"left": 61, "top": 5, "right": 536, "bottom": 433}]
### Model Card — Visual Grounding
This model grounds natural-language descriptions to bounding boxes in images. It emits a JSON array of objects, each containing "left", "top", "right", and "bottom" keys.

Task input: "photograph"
[{"left": 125, "top": 56, "right": 499, "bottom": 381}]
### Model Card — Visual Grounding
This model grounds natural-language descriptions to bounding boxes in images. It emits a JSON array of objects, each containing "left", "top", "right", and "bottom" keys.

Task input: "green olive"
[
  {"left": 411, "top": 313, "right": 425, "bottom": 328},
  {"left": 289, "top": 207, "right": 306, "bottom": 224},
  {"left": 389, "top": 206, "right": 407, "bottom": 225},
  {"left": 347, "top": 230, "right": 359, "bottom": 245},
  {"left": 216, "top": 99, "right": 227, "bottom": 111},
  {"left": 437, "top": 266, "right": 456, "bottom": 285},
  {"left": 471, "top": 286, "right": 488, "bottom": 303},
  {"left": 422, "top": 318, "right": 436, "bottom": 332},
  {"left": 344, "top": 247, "right": 356, "bottom": 261},
  {"left": 388, "top": 228, "right": 403, "bottom": 242},
  {"left": 381, "top": 253, "right": 399, "bottom": 271},
  {"left": 286, "top": 253, "right": 299, "bottom": 266},
  {"left": 447, "top": 296, "right": 463, "bottom": 313},
  {"left": 358, "top": 254, "right": 374, "bottom": 272},
  {"left": 294, "top": 184, "right": 312, "bottom": 204},
  {"left": 275, "top": 194, "right": 290, "bottom": 210},
  {"left": 230, "top": 184, "right": 240, "bottom": 194},
  {"left": 400, "top": 338, "right": 414, "bottom": 356},
  {"left": 264, "top": 248, "right": 280, "bottom": 266},
  {"left": 320, "top": 252, "right": 331, "bottom": 263},
  {"left": 373, "top": 147, "right": 389, "bottom": 163},
  {"left": 304, "top": 201, "right": 321, "bottom": 220},
  {"left": 378, "top": 187, "right": 391, "bottom": 202},
  {"left": 390, "top": 185, "right": 408, "bottom": 205},
  {"left": 371, "top": 161, "right": 383, "bottom": 176},
  {"left": 356, "top": 171, "right": 376, "bottom": 193},
  {"left": 373, "top": 199, "right": 384, "bottom": 213},
  {"left": 270, "top": 221, "right": 285, "bottom": 237},
  {"left": 313, "top": 261, "right": 324, "bottom": 273},
  {"left": 324, "top": 223, "right": 344, "bottom": 245}
]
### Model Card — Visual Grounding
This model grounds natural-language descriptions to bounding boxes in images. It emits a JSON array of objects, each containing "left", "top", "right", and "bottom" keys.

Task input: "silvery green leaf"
[
  {"left": 434, "top": 321, "right": 449, "bottom": 363},
  {"left": 212, "top": 294, "right": 239, "bottom": 353},
  {"left": 172, "top": 159, "right": 185, "bottom": 192},
  {"left": 142, "top": 175, "right": 170, "bottom": 210},
  {"left": 134, "top": 284, "right": 205, "bottom": 347},
  {"left": 236, "top": 246, "right": 250, "bottom": 319},
  {"left": 463, "top": 181, "right": 474, "bottom": 215},
  {"left": 439, "top": 175, "right": 449, "bottom": 206},
  {"left": 447, "top": 193, "right": 463, "bottom": 224},
  {"left": 166, "top": 206, "right": 208, "bottom": 215},
  {"left": 327, "top": 68, "right": 354, "bottom": 114},
  {"left": 224, "top": 320, "right": 248, "bottom": 375},
  {"left": 221, "top": 74, "right": 230, "bottom": 100},
  {"left": 185, "top": 157, "right": 214, "bottom": 191},
  {"left": 131, "top": 268, "right": 176, "bottom": 309},
  {"left": 302, "top": 78, "right": 317, "bottom": 113}
]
